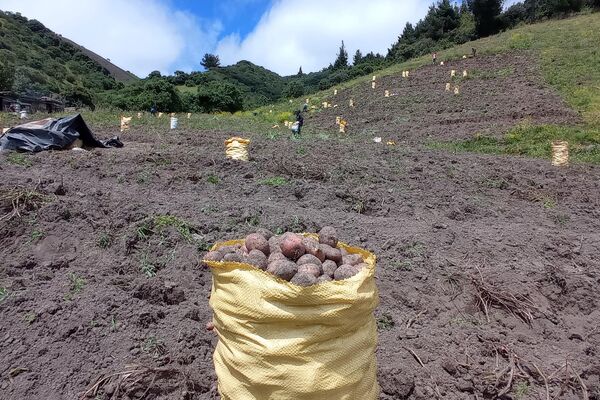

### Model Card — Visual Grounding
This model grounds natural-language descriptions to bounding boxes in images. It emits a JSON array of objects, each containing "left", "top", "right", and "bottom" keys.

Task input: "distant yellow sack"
[
  {"left": 552, "top": 140, "right": 569, "bottom": 166},
  {"left": 120, "top": 116, "right": 132, "bottom": 132},
  {"left": 206, "top": 236, "right": 379, "bottom": 400},
  {"left": 225, "top": 137, "right": 250, "bottom": 161}
]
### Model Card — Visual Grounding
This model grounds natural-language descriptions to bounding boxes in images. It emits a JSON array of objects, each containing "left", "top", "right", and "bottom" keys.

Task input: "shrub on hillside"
[{"left": 196, "top": 81, "right": 243, "bottom": 113}]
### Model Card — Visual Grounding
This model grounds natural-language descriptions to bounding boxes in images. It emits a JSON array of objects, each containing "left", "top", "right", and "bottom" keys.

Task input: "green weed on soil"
[
  {"left": 0, "top": 287, "right": 8, "bottom": 303},
  {"left": 429, "top": 123, "right": 600, "bottom": 164},
  {"left": 6, "top": 153, "right": 32, "bottom": 167}
]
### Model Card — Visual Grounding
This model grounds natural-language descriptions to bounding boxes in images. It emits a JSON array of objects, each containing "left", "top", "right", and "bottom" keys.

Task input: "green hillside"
[
  {"left": 266, "top": 13, "right": 600, "bottom": 125},
  {"left": 254, "top": 12, "right": 600, "bottom": 163},
  {"left": 0, "top": 10, "right": 129, "bottom": 107},
  {"left": 184, "top": 61, "right": 286, "bottom": 109}
]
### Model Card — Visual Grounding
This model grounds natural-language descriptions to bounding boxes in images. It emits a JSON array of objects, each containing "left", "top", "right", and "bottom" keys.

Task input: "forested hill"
[{"left": 0, "top": 10, "right": 131, "bottom": 108}]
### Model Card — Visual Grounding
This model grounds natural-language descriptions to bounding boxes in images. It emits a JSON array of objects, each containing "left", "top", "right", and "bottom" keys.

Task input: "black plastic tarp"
[{"left": 0, "top": 114, "right": 123, "bottom": 152}]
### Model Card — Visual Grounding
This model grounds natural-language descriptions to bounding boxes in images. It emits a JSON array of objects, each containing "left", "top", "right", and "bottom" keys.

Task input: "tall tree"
[
  {"left": 333, "top": 41, "right": 348, "bottom": 69},
  {"left": 353, "top": 49, "right": 363, "bottom": 65},
  {"left": 297, "top": 66, "right": 304, "bottom": 76},
  {"left": 469, "top": 0, "right": 503, "bottom": 37},
  {"left": 201, "top": 53, "right": 221, "bottom": 69}
]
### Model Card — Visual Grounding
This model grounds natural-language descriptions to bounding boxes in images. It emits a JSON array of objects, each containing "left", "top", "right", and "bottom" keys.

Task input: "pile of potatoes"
[{"left": 203, "top": 226, "right": 367, "bottom": 286}]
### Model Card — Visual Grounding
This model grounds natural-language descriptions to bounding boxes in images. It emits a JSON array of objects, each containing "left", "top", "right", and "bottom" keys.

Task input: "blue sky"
[
  {"left": 172, "top": 0, "right": 272, "bottom": 39},
  {"left": 0, "top": 0, "right": 520, "bottom": 77}
]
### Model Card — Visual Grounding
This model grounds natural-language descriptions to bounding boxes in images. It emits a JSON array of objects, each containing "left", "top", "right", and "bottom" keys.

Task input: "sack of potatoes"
[{"left": 203, "top": 226, "right": 369, "bottom": 286}]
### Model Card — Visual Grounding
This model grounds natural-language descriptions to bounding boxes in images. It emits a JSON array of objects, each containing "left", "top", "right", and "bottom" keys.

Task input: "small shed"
[{"left": 0, "top": 92, "right": 64, "bottom": 113}]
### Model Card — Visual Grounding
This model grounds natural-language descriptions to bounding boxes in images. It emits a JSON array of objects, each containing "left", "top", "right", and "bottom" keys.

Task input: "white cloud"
[
  {"left": 0, "top": 0, "right": 222, "bottom": 77},
  {"left": 216, "top": 0, "right": 432, "bottom": 75}
]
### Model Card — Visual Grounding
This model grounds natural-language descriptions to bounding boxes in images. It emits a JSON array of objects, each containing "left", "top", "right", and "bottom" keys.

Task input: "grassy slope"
[{"left": 255, "top": 12, "right": 600, "bottom": 163}]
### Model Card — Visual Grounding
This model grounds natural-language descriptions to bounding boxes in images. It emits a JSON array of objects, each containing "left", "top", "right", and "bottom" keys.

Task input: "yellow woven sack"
[
  {"left": 225, "top": 137, "right": 250, "bottom": 161},
  {"left": 205, "top": 236, "right": 379, "bottom": 400}
]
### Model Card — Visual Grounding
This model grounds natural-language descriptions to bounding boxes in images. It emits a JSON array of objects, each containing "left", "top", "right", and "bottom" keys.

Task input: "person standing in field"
[
  {"left": 432, "top": 52, "right": 437, "bottom": 64},
  {"left": 293, "top": 110, "right": 304, "bottom": 136},
  {"left": 150, "top": 104, "right": 157, "bottom": 117}
]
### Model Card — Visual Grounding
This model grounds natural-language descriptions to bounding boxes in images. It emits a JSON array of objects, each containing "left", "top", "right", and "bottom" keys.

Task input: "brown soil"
[{"left": 1, "top": 54, "right": 599, "bottom": 400}]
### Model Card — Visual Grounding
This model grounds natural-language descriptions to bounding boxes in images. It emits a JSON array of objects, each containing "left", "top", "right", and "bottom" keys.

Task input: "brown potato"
[
  {"left": 322, "top": 260, "right": 338, "bottom": 277},
  {"left": 245, "top": 233, "right": 270, "bottom": 256},
  {"left": 320, "top": 244, "right": 342, "bottom": 264},
  {"left": 280, "top": 233, "right": 306, "bottom": 260},
  {"left": 297, "top": 254, "right": 323, "bottom": 267},
  {"left": 203, "top": 251, "right": 223, "bottom": 262},
  {"left": 303, "top": 237, "right": 326, "bottom": 262},
  {"left": 334, "top": 264, "right": 360, "bottom": 280},
  {"left": 297, "top": 263, "right": 321, "bottom": 278},
  {"left": 291, "top": 273, "right": 318, "bottom": 287},
  {"left": 268, "top": 252, "right": 287, "bottom": 263},
  {"left": 267, "top": 260, "right": 298, "bottom": 281},
  {"left": 246, "top": 249, "right": 268, "bottom": 270},
  {"left": 342, "top": 253, "right": 363, "bottom": 266},
  {"left": 223, "top": 252, "right": 243, "bottom": 263},
  {"left": 318, "top": 226, "right": 338, "bottom": 248},
  {"left": 317, "top": 275, "right": 333, "bottom": 283},
  {"left": 268, "top": 236, "right": 282, "bottom": 254},
  {"left": 256, "top": 228, "right": 273, "bottom": 240}
]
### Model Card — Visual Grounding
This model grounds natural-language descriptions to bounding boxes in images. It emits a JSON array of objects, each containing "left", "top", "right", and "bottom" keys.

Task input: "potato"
[
  {"left": 267, "top": 260, "right": 298, "bottom": 281},
  {"left": 268, "top": 252, "right": 287, "bottom": 263},
  {"left": 334, "top": 264, "right": 360, "bottom": 280},
  {"left": 322, "top": 260, "right": 338, "bottom": 277},
  {"left": 241, "top": 245, "right": 249, "bottom": 255},
  {"left": 291, "top": 273, "right": 317, "bottom": 287},
  {"left": 320, "top": 244, "right": 342, "bottom": 264},
  {"left": 203, "top": 251, "right": 223, "bottom": 262},
  {"left": 245, "top": 233, "right": 270, "bottom": 256},
  {"left": 297, "top": 254, "right": 322, "bottom": 267},
  {"left": 342, "top": 254, "right": 363, "bottom": 266},
  {"left": 246, "top": 249, "right": 268, "bottom": 270},
  {"left": 223, "top": 252, "right": 243, "bottom": 263},
  {"left": 303, "top": 237, "right": 326, "bottom": 262},
  {"left": 268, "top": 236, "right": 282, "bottom": 254},
  {"left": 318, "top": 226, "right": 338, "bottom": 248},
  {"left": 317, "top": 275, "right": 333, "bottom": 283},
  {"left": 280, "top": 233, "right": 306, "bottom": 260},
  {"left": 219, "top": 245, "right": 239, "bottom": 254},
  {"left": 298, "top": 263, "right": 321, "bottom": 278},
  {"left": 256, "top": 228, "right": 273, "bottom": 240}
]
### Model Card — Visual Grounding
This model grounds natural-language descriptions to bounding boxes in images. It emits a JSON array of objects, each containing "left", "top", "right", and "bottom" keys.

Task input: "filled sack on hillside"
[{"left": 0, "top": 114, "right": 123, "bottom": 152}]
